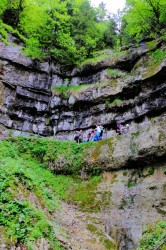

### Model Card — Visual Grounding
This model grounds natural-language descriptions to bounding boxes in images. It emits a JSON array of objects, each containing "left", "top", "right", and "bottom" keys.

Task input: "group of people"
[
  {"left": 74, "top": 123, "right": 130, "bottom": 143},
  {"left": 74, "top": 125, "right": 104, "bottom": 143}
]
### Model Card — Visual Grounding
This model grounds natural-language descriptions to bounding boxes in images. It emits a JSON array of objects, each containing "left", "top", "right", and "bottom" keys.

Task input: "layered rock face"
[
  {"left": 0, "top": 40, "right": 166, "bottom": 250},
  {"left": 0, "top": 43, "right": 52, "bottom": 135},
  {"left": 0, "top": 40, "right": 165, "bottom": 140}
]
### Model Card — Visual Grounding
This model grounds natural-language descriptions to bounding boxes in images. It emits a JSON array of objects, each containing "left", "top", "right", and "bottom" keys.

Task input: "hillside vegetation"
[
  {"left": 0, "top": 137, "right": 103, "bottom": 249},
  {"left": 0, "top": 0, "right": 165, "bottom": 65}
]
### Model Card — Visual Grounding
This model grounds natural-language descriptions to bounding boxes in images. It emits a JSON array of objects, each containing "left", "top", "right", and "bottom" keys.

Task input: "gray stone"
[
  {"left": 51, "top": 75, "right": 63, "bottom": 88},
  {"left": 0, "top": 40, "right": 165, "bottom": 141},
  {"left": 50, "top": 96, "right": 62, "bottom": 107},
  {"left": 68, "top": 95, "right": 76, "bottom": 105}
]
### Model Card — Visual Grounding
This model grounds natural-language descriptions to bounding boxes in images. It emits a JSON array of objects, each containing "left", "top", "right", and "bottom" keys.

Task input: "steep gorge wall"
[
  {"left": 0, "top": 40, "right": 166, "bottom": 140},
  {"left": 0, "top": 40, "right": 166, "bottom": 250}
]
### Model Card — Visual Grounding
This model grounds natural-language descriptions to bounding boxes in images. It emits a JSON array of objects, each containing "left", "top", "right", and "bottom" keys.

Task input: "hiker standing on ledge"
[
  {"left": 94, "top": 125, "right": 101, "bottom": 141},
  {"left": 74, "top": 130, "right": 83, "bottom": 143}
]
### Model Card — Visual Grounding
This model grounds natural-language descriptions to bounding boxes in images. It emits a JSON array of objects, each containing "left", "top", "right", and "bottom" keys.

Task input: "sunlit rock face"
[{"left": 0, "top": 40, "right": 166, "bottom": 139}]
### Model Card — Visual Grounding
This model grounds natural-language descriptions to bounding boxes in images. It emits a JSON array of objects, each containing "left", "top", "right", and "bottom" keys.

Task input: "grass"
[
  {"left": 151, "top": 116, "right": 160, "bottom": 123},
  {"left": 106, "top": 69, "right": 120, "bottom": 77},
  {"left": 139, "top": 221, "right": 166, "bottom": 250},
  {"left": 67, "top": 176, "right": 101, "bottom": 212},
  {"left": 0, "top": 155, "right": 63, "bottom": 248},
  {"left": 92, "top": 49, "right": 113, "bottom": 57},
  {"left": 53, "top": 84, "right": 92, "bottom": 98},
  {"left": 79, "top": 50, "right": 125, "bottom": 67},
  {"left": 127, "top": 180, "right": 136, "bottom": 188},
  {"left": 143, "top": 46, "right": 166, "bottom": 78},
  {"left": 105, "top": 98, "right": 123, "bottom": 107},
  {"left": 0, "top": 137, "right": 103, "bottom": 248},
  {"left": 80, "top": 54, "right": 111, "bottom": 65},
  {"left": 146, "top": 40, "right": 156, "bottom": 50},
  {"left": 9, "top": 136, "right": 89, "bottom": 174}
]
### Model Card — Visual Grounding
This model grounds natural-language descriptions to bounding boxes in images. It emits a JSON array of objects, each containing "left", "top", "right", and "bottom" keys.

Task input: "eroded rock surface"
[
  {"left": 0, "top": 40, "right": 165, "bottom": 140},
  {"left": 0, "top": 40, "right": 166, "bottom": 250}
]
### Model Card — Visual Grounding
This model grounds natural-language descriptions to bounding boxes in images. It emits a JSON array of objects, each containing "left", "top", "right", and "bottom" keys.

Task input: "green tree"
[
  {"left": 67, "top": 0, "right": 101, "bottom": 60},
  {"left": 1, "top": 0, "right": 26, "bottom": 28},
  {"left": 0, "top": 0, "right": 121, "bottom": 64},
  {"left": 102, "top": 15, "right": 117, "bottom": 48},
  {"left": 0, "top": 0, "right": 9, "bottom": 16},
  {"left": 123, "top": 0, "right": 166, "bottom": 40},
  {"left": 19, "top": 0, "right": 77, "bottom": 63}
]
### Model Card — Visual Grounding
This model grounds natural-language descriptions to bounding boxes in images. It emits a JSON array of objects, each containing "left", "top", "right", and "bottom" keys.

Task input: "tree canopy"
[
  {"left": 122, "top": 0, "right": 166, "bottom": 41},
  {"left": 0, "top": 0, "right": 165, "bottom": 65}
]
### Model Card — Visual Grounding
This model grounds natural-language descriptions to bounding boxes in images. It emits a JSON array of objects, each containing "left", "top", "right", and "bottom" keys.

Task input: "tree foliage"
[
  {"left": 123, "top": 0, "right": 166, "bottom": 41},
  {"left": 0, "top": 0, "right": 119, "bottom": 64},
  {"left": 0, "top": 0, "right": 165, "bottom": 64}
]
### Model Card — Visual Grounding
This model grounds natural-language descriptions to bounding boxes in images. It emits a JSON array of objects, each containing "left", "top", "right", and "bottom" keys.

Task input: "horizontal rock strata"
[{"left": 0, "top": 40, "right": 165, "bottom": 140}]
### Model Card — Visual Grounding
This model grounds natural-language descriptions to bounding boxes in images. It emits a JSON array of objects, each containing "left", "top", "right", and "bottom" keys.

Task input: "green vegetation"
[
  {"left": 9, "top": 136, "right": 93, "bottom": 174},
  {"left": 106, "top": 69, "right": 120, "bottom": 77},
  {"left": 146, "top": 40, "right": 157, "bottom": 50},
  {"left": 0, "top": 137, "right": 103, "bottom": 248},
  {"left": 127, "top": 180, "right": 136, "bottom": 188},
  {"left": 105, "top": 98, "right": 123, "bottom": 107},
  {"left": 123, "top": 171, "right": 128, "bottom": 176},
  {"left": 111, "top": 98, "right": 123, "bottom": 106},
  {"left": 53, "top": 84, "right": 91, "bottom": 98},
  {"left": 139, "top": 221, "right": 166, "bottom": 250},
  {"left": 67, "top": 176, "right": 101, "bottom": 212},
  {"left": 0, "top": 140, "right": 65, "bottom": 248},
  {"left": 79, "top": 54, "right": 112, "bottom": 66},
  {"left": 150, "top": 47, "right": 166, "bottom": 64},
  {"left": 0, "top": 0, "right": 165, "bottom": 64},
  {"left": 122, "top": 0, "right": 166, "bottom": 43},
  {"left": 87, "top": 223, "right": 117, "bottom": 249},
  {"left": 141, "top": 46, "right": 166, "bottom": 78},
  {"left": 0, "top": 20, "right": 26, "bottom": 45},
  {"left": 90, "top": 138, "right": 114, "bottom": 163},
  {"left": 0, "top": 0, "right": 118, "bottom": 64},
  {"left": 151, "top": 116, "right": 160, "bottom": 123},
  {"left": 53, "top": 86, "right": 70, "bottom": 98},
  {"left": 79, "top": 50, "right": 125, "bottom": 67},
  {"left": 147, "top": 167, "right": 155, "bottom": 176}
]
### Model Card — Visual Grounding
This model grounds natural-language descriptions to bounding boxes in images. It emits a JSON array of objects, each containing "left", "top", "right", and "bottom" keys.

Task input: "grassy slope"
[{"left": 0, "top": 137, "right": 101, "bottom": 249}]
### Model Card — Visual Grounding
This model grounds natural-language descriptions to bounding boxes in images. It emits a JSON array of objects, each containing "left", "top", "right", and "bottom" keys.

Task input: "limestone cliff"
[
  {"left": 0, "top": 39, "right": 165, "bottom": 140},
  {"left": 0, "top": 39, "right": 166, "bottom": 250}
]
